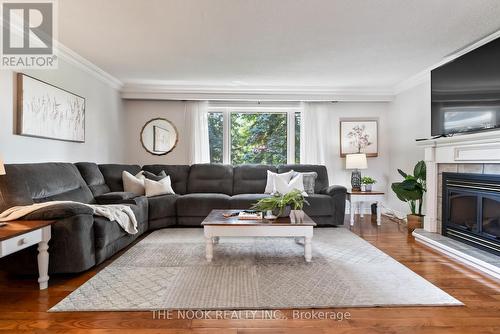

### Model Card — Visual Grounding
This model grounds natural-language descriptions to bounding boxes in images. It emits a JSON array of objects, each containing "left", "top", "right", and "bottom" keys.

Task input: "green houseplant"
[
  {"left": 391, "top": 160, "right": 426, "bottom": 232},
  {"left": 361, "top": 176, "right": 376, "bottom": 192},
  {"left": 251, "top": 190, "right": 309, "bottom": 217}
]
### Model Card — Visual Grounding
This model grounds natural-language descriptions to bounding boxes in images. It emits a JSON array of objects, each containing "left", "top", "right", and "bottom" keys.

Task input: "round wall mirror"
[{"left": 140, "top": 118, "right": 178, "bottom": 156}]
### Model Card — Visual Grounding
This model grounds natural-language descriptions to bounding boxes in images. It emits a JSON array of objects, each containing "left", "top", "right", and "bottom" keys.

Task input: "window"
[
  {"left": 208, "top": 112, "right": 223, "bottom": 163},
  {"left": 295, "top": 111, "right": 301, "bottom": 164},
  {"left": 208, "top": 103, "right": 301, "bottom": 165}
]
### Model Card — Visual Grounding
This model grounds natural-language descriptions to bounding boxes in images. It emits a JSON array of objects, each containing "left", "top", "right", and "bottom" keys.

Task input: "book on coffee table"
[{"left": 238, "top": 211, "right": 263, "bottom": 220}]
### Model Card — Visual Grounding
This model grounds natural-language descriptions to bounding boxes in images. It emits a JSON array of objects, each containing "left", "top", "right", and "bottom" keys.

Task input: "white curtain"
[
  {"left": 186, "top": 101, "right": 210, "bottom": 164},
  {"left": 300, "top": 102, "right": 330, "bottom": 165}
]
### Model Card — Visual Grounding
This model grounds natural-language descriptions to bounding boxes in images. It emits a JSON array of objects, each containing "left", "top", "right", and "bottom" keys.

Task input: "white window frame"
[{"left": 208, "top": 102, "right": 302, "bottom": 164}]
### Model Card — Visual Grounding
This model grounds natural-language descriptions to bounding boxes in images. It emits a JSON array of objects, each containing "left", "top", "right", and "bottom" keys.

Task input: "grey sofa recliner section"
[{"left": 0, "top": 162, "right": 346, "bottom": 275}]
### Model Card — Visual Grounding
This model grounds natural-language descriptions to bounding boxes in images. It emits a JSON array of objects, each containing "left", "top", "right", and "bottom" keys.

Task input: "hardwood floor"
[{"left": 1, "top": 215, "right": 499, "bottom": 333}]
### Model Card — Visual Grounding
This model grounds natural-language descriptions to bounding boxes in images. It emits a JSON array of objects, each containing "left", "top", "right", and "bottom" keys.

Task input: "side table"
[
  {"left": 346, "top": 191, "right": 385, "bottom": 226},
  {"left": 0, "top": 220, "right": 56, "bottom": 289}
]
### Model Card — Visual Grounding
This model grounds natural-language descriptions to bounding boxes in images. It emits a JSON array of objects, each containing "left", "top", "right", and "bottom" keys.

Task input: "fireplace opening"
[{"left": 443, "top": 173, "right": 500, "bottom": 256}]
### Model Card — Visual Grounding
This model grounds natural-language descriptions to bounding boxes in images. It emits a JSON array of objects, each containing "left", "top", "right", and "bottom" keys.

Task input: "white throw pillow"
[
  {"left": 264, "top": 170, "right": 294, "bottom": 194},
  {"left": 273, "top": 173, "right": 308, "bottom": 196},
  {"left": 144, "top": 176, "right": 175, "bottom": 197},
  {"left": 122, "top": 171, "right": 146, "bottom": 195}
]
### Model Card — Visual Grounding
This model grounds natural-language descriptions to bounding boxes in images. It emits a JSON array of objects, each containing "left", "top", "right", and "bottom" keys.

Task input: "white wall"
[
  {"left": 123, "top": 100, "right": 391, "bottom": 200},
  {"left": 387, "top": 78, "right": 431, "bottom": 215},
  {"left": 0, "top": 60, "right": 125, "bottom": 164},
  {"left": 305, "top": 102, "right": 391, "bottom": 197},
  {"left": 123, "top": 100, "right": 189, "bottom": 165}
]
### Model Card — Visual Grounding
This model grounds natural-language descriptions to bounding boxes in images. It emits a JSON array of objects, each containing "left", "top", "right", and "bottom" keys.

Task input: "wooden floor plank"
[{"left": 0, "top": 215, "right": 499, "bottom": 334}]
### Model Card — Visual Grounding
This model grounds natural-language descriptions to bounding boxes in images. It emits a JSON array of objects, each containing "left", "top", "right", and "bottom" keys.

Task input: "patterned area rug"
[{"left": 50, "top": 228, "right": 461, "bottom": 311}]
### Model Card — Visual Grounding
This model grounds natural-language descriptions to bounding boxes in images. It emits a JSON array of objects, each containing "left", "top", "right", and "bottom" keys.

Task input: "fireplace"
[{"left": 442, "top": 172, "right": 500, "bottom": 255}]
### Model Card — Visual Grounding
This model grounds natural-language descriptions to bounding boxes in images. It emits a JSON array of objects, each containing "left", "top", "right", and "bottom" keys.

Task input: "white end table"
[
  {"left": 0, "top": 220, "right": 55, "bottom": 289},
  {"left": 346, "top": 190, "right": 385, "bottom": 226}
]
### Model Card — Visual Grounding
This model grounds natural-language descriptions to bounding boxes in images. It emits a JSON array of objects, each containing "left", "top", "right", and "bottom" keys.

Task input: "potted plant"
[
  {"left": 361, "top": 176, "right": 376, "bottom": 192},
  {"left": 251, "top": 190, "right": 309, "bottom": 218},
  {"left": 391, "top": 160, "right": 426, "bottom": 233}
]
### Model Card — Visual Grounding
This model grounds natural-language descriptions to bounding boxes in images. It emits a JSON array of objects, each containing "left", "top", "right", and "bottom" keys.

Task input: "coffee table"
[{"left": 201, "top": 209, "right": 316, "bottom": 262}]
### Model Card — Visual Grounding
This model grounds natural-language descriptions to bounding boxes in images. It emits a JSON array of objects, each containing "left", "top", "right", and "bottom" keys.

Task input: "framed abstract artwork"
[
  {"left": 16, "top": 73, "right": 86, "bottom": 142},
  {"left": 340, "top": 119, "right": 378, "bottom": 157},
  {"left": 153, "top": 125, "right": 171, "bottom": 152}
]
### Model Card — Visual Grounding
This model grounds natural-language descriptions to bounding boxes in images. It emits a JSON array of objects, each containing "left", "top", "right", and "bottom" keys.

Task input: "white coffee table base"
[{"left": 204, "top": 225, "right": 313, "bottom": 262}]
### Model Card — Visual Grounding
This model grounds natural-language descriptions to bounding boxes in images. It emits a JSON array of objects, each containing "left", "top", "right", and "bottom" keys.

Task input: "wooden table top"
[
  {"left": 202, "top": 210, "right": 316, "bottom": 226},
  {"left": 348, "top": 190, "right": 385, "bottom": 195},
  {"left": 0, "top": 220, "right": 56, "bottom": 242}
]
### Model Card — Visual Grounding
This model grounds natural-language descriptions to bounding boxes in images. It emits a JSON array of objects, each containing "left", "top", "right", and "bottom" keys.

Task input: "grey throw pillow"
[
  {"left": 143, "top": 170, "right": 167, "bottom": 181},
  {"left": 295, "top": 171, "right": 318, "bottom": 195}
]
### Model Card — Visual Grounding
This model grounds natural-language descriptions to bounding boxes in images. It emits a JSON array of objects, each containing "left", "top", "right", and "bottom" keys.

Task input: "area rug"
[{"left": 50, "top": 228, "right": 462, "bottom": 311}]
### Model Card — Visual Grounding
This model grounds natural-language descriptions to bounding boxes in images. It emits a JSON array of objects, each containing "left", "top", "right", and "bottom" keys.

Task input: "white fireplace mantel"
[{"left": 417, "top": 130, "right": 500, "bottom": 232}]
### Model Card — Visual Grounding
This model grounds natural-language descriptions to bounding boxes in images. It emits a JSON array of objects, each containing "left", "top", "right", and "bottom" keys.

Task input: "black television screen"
[{"left": 431, "top": 37, "right": 500, "bottom": 136}]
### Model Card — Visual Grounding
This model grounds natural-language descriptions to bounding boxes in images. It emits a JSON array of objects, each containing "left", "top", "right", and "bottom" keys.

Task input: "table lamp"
[
  {"left": 0, "top": 157, "right": 5, "bottom": 175},
  {"left": 346, "top": 153, "right": 367, "bottom": 191}
]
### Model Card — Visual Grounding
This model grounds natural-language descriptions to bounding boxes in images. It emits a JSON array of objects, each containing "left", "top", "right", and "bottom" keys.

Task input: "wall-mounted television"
[{"left": 431, "top": 37, "right": 500, "bottom": 136}]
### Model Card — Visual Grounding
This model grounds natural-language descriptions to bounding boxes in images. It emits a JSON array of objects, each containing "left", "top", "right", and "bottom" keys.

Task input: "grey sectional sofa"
[{"left": 0, "top": 162, "right": 346, "bottom": 274}]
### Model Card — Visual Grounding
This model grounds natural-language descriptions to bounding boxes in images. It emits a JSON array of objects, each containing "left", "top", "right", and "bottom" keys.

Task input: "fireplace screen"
[
  {"left": 443, "top": 172, "right": 500, "bottom": 256},
  {"left": 483, "top": 197, "right": 500, "bottom": 239},
  {"left": 449, "top": 192, "right": 477, "bottom": 232}
]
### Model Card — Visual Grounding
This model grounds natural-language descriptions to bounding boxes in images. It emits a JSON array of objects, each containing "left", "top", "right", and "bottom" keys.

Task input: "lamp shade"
[
  {"left": 346, "top": 153, "right": 367, "bottom": 170},
  {"left": 0, "top": 157, "right": 5, "bottom": 175}
]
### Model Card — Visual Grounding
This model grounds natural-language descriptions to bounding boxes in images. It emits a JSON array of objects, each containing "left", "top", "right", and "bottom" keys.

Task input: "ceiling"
[{"left": 58, "top": 0, "right": 500, "bottom": 91}]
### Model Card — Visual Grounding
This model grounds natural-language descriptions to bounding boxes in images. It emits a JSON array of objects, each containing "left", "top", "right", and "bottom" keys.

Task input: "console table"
[
  {"left": 347, "top": 191, "right": 385, "bottom": 226},
  {"left": 0, "top": 220, "right": 55, "bottom": 289}
]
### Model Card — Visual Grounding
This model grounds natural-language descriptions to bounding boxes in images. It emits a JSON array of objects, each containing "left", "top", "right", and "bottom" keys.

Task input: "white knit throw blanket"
[{"left": 0, "top": 201, "right": 138, "bottom": 234}]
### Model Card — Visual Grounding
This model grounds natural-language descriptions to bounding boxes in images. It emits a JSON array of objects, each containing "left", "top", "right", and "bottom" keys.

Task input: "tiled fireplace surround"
[{"left": 413, "top": 131, "right": 500, "bottom": 279}]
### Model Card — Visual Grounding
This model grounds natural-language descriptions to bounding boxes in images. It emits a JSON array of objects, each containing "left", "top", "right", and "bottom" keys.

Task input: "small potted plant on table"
[
  {"left": 391, "top": 160, "right": 426, "bottom": 233},
  {"left": 361, "top": 176, "right": 376, "bottom": 192},
  {"left": 251, "top": 190, "right": 309, "bottom": 218}
]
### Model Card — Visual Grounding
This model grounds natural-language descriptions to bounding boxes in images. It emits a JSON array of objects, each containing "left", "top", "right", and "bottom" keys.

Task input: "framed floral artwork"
[{"left": 339, "top": 119, "right": 378, "bottom": 157}]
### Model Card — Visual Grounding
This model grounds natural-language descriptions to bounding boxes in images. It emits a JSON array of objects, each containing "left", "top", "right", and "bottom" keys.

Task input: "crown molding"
[
  {"left": 121, "top": 82, "right": 394, "bottom": 102},
  {"left": 393, "top": 29, "right": 500, "bottom": 95},
  {"left": 56, "top": 42, "right": 123, "bottom": 90}
]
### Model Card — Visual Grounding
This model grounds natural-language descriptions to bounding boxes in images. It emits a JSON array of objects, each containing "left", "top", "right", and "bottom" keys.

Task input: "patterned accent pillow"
[{"left": 295, "top": 171, "right": 318, "bottom": 195}]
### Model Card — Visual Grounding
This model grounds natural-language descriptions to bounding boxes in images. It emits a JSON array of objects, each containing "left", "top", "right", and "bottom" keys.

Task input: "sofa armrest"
[
  {"left": 320, "top": 185, "right": 347, "bottom": 196},
  {"left": 94, "top": 192, "right": 139, "bottom": 205},
  {"left": 320, "top": 185, "right": 347, "bottom": 225},
  {"left": 23, "top": 203, "right": 93, "bottom": 220}
]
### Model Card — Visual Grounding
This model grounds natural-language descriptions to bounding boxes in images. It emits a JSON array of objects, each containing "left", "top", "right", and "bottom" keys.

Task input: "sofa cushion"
[
  {"left": 188, "top": 164, "right": 233, "bottom": 195},
  {"left": 0, "top": 165, "right": 33, "bottom": 212},
  {"left": 233, "top": 165, "right": 277, "bottom": 195},
  {"left": 230, "top": 194, "right": 271, "bottom": 209},
  {"left": 75, "top": 162, "right": 111, "bottom": 197},
  {"left": 148, "top": 194, "right": 178, "bottom": 220},
  {"left": 4, "top": 163, "right": 94, "bottom": 204},
  {"left": 94, "top": 192, "right": 138, "bottom": 205},
  {"left": 23, "top": 202, "right": 93, "bottom": 220},
  {"left": 98, "top": 164, "right": 141, "bottom": 192},
  {"left": 177, "top": 193, "right": 231, "bottom": 217},
  {"left": 142, "top": 165, "right": 190, "bottom": 194},
  {"left": 143, "top": 170, "right": 167, "bottom": 181},
  {"left": 302, "top": 194, "right": 333, "bottom": 216},
  {"left": 278, "top": 165, "right": 329, "bottom": 193}
]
